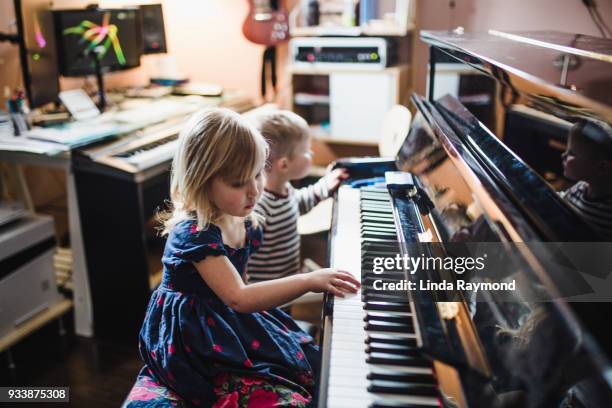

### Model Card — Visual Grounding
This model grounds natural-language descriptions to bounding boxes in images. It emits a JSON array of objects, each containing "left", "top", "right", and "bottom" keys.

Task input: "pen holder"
[{"left": 9, "top": 112, "right": 30, "bottom": 136}]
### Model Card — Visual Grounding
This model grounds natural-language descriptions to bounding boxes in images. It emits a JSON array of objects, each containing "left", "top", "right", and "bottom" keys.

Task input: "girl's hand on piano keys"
[{"left": 308, "top": 268, "right": 360, "bottom": 298}]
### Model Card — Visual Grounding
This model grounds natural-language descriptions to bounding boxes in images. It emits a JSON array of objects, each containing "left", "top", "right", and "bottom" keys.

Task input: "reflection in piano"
[{"left": 320, "top": 31, "right": 612, "bottom": 407}]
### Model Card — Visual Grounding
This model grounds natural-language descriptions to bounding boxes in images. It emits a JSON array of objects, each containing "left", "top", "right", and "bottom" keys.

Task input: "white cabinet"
[
  {"left": 330, "top": 70, "right": 394, "bottom": 141},
  {"left": 290, "top": 64, "right": 410, "bottom": 145}
]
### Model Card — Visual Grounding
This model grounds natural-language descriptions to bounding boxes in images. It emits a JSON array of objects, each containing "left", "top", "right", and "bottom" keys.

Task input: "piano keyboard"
[
  {"left": 113, "top": 133, "right": 178, "bottom": 170},
  {"left": 324, "top": 186, "right": 440, "bottom": 408}
]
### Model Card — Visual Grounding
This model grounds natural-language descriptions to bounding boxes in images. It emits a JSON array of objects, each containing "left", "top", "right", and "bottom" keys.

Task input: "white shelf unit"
[
  {"left": 289, "top": 0, "right": 415, "bottom": 38},
  {"left": 289, "top": 64, "right": 411, "bottom": 145}
]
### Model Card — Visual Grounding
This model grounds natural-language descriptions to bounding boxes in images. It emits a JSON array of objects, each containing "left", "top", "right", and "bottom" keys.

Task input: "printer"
[{"left": 0, "top": 213, "right": 61, "bottom": 338}]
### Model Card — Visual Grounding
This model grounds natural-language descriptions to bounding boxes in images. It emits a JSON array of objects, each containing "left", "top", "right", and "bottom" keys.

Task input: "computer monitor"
[
  {"left": 141, "top": 4, "right": 167, "bottom": 54},
  {"left": 53, "top": 8, "right": 143, "bottom": 77},
  {"left": 14, "top": 0, "right": 60, "bottom": 108}
]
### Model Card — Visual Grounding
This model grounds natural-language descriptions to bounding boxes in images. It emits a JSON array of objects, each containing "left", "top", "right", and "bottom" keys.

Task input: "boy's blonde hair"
[
  {"left": 160, "top": 108, "right": 268, "bottom": 235},
  {"left": 256, "top": 110, "right": 309, "bottom": 164}
]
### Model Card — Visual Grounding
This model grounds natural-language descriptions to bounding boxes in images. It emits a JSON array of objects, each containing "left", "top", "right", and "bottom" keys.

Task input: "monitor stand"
[{"left": 88, "top": 49, "right": 107, "bottom": 111}]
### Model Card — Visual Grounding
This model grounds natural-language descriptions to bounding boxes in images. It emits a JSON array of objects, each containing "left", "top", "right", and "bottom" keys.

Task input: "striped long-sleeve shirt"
[
  {"left": 561, "top": 181, "right": 612, "bottom": 241},
  {"left": 247, "top": 179, "right": 329, "bottom": 283}
]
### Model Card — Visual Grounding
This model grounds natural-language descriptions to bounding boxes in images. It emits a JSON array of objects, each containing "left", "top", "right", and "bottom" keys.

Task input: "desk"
[
  {"left": 0, "top": 94, "right": 257, "bottom": 340},
  {"left": 0, "top": 149, "right": 92, "bottom": 337}
]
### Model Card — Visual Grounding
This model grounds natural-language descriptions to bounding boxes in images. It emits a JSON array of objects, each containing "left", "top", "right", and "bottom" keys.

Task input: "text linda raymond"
[
  {"left": 370, "top": 253, "right": 516, "bottom": 292},
  {"left": 372, "top": 279, "right": 516, "bottom": 292}
]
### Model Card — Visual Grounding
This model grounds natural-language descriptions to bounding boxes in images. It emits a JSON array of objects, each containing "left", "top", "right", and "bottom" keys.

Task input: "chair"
[{"left": 378, "top": 104, "right": 412, "bottom": 157}]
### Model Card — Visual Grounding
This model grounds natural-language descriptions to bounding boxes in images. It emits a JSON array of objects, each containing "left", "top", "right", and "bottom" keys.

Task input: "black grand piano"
[{"left": 319, "top": 31, "right": 612, "bottom": 407}]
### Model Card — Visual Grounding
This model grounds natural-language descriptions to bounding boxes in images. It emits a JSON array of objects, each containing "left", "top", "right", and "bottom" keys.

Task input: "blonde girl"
[{"left": 138, "top": 108, "right": 360, "bottom": 407}]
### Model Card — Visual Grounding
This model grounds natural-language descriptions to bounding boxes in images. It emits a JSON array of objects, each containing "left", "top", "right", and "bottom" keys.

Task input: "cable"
[
  {"left": 592, "top": 6, "right": 612, "bottom": 36},
  {"left": 587, "top": 6, "right": 607, "bottom": 37},
  {"left": 582, "top": 0, "right": 610, "bottom": 38}
]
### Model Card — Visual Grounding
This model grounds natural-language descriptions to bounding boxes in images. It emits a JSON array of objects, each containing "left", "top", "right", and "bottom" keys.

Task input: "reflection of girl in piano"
[
  {"left": 137, "top": 108, "right": 360, "bottom": 407},
  {"left": 561, "top": 118, "right": 612, "bottom": 241}
]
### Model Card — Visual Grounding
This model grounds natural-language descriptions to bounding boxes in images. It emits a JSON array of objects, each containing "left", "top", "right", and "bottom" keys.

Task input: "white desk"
[{"left": 0, "top": 149, "right": 93, "bottom": 337}]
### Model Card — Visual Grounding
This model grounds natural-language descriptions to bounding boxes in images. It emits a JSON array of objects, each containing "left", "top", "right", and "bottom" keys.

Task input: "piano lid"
[{"left": 420, "top": 30, "right": 612, "bottom": 123}]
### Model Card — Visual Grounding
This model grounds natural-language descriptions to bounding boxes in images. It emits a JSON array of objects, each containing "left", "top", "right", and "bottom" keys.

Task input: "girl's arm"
[{"left": 194, "top": 256, "right": 359, "bottom": 313}]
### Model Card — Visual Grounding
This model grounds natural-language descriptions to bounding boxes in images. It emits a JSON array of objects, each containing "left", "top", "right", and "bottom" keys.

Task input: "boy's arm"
[
  {"left": 295, "top": 179, "right": 328, "bottom": 214},
  {"left": 295, "top": 168, "right": 348, "bottom": 214}
]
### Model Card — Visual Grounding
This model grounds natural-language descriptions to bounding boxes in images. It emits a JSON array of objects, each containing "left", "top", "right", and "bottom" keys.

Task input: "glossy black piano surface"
[{"left": 320, "top": 31, "right": 612, "bottom": 408}]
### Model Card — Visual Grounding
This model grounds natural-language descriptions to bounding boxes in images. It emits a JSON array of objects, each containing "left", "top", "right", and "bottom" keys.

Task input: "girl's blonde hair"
[{"left": 160, "top": 108, "right": 268, "bottom": 235}]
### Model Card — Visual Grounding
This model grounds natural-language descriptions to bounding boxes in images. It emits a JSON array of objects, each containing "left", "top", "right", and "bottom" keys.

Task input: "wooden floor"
[{"left": 0, "top": 314, "right": 142, "bottom": 408}]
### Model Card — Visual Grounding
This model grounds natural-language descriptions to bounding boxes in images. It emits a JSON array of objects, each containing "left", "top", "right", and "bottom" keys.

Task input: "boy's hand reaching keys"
[
  {"left": 323, "top": 167, "right": 349, "bottom": 195},
  {"left": 308, "top": 268, "right": 360, "bottom": 298}
]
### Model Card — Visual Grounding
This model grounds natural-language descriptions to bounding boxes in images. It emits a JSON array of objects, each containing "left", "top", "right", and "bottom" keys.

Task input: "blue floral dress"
[{"left": 139, "top": 219, "right": 319, "bottom": 407}]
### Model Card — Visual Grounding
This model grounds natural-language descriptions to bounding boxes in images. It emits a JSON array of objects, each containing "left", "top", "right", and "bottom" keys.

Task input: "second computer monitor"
[
  {"left": 15, "top": 0, "right": 60, "bottom": 108},
  {"left": 141, "top": 4, "right": 167, "bottom": 54},
  {"left": 53, "top": 7, "right": 143, "bottom": 77}
]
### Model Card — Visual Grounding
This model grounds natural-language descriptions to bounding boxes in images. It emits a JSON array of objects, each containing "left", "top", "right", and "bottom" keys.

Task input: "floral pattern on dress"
[{"left": 212, "top": 373, "right": 311, "bottom": 408}]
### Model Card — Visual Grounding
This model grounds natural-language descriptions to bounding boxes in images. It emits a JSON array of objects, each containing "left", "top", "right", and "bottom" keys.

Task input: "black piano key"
[
  {"left": 361, "top": 193, "right": 391, "bottom": 200},
  {"left": 361, "top": 207, "right": 393, "bottom": 215},
  {"left": 367, "top": 372, "right": 436, "bottom": 385},
  {"left": 363, "top": 298, "right": 411, "bottom": 307},
  {"left": 362, "top": 286, "right": 406, "bottom": 295},
  {"left": 361, "top": 236, "right": 397, "bottom": 242},
  {"left": 362, "top": 273, "right": 404, "bottom": 280},
  {"left": 361, "top": 289, "right": 410, "bottom": 305},
  {"left": 361, "top": 221, "right": 396, "bottom": 229},
  {"left": 368, "top": 381, "right": 439, "bottom": 397},
  {"left": 364, "top": 314, "right": 413, "bottom": 325},
  {"left": 362, "top": 237, "right": 397, "bottom": 244},
  {"left": 361, "top": 213, "right": 394, "bottom": 220},
  {"left": 362, "top": 294, "right": 411, "bottom": 304},
  {"left": 366, "top": 334, "right": 418, "bottom": 347},
  {"left": 362, "top": 242, "right": 400, "bottom": 251},
  {"left": 362, "top": 231, "right": 397, "bottom": 238},
  {"left": 365, "top": 345, "right": 420, "bottom": 357},
  {"left": 361, "top": 197, "right": 390, "bottom": 204},
  {"left": 364, "top": 302, "right": 411, "bottom": 312},
  {"left": 361, "top": 221, "right": 395, "bottom": 228},
  {"left": 362, "top": 286, "right": 406, "bottom": 294},
  {"left": 362, "top": 230, "right": 397, "bottom": 238},
  {"left": 362, "top": 288, "right": 410, "bottom": 296},
  {"left": 361, "top": 259, "right": 401, "bottom": 267},
  {"left": 361, "top": 218, "right": 394, "bottom": 225},
  {"left": 366, "top": 352, "right": 431, "bottom": 367},
  {"left": 363, "top": 301, "right": 410, "bottom": 312},
  {"left": 365, "top": 321, "right": 414, "bottom": 334},
  {"left": 361, "top": 202, "right": 392, "bottom": 209},
  {"left": 361, "top": 192, "right": 390, "bottom": 200},
  {"left": 364, "top": 311, "right": 413, "bottom": 321}
]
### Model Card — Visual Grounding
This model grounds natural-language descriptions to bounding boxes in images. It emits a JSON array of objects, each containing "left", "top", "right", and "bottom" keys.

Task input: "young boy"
[
  {"left": 247, "top": 110, "right": 348, "bottom": 283},
  {"left": 561, "top": 118, "right": 612, "bottom": 240}
]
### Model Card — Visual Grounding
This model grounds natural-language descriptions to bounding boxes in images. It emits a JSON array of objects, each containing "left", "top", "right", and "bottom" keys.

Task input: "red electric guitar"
[{"left": 242, "top": 0, "right": 290, "bottom": 46}]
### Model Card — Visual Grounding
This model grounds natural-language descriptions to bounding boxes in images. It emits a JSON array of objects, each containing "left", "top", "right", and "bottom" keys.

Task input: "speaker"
[{"left": 141, "top": 4, "right": 167, "bottom": 54}]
